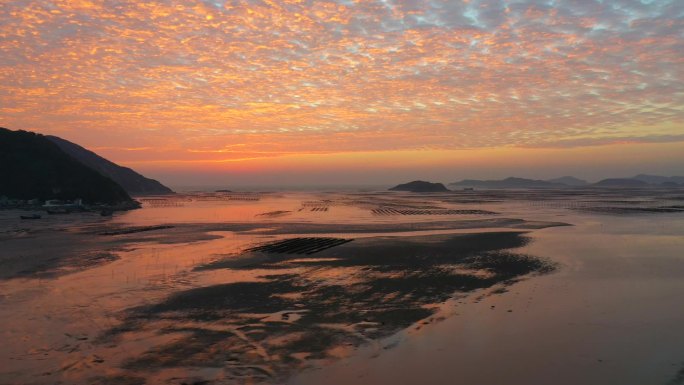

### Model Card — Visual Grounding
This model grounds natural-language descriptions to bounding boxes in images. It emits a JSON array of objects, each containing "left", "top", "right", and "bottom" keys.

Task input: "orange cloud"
[{"left": 1, "top": 0, "right": 683, "bottom": 180}]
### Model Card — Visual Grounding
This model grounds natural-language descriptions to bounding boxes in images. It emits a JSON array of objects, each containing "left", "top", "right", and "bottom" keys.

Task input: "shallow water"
[
  {"left": 1, "top": 189, "right": 683, "bottom": 385},
  {"left": 290, "top": 206, "right": 684, "bottom": 385}
]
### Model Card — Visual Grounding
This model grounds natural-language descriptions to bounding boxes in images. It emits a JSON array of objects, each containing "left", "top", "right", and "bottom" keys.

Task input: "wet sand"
[
  {"left": 290, "top": 214, "right": 684, "bottom": 385},
  {"left": 1, "top": 189, "right": 684, "bottom": 384}
]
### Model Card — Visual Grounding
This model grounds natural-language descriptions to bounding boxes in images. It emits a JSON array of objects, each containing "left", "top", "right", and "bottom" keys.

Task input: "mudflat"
[{"left": 1, "top": 189, "right": 683, "bottom": 385}]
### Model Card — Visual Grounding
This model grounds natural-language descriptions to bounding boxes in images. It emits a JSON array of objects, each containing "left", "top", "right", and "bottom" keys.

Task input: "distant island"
[
  {"left": 632, "top": 174, "right": 684, "bottom": 185},
  {"left": 592, "top": 178, "right": 650, "bottom": 188},
  {"left": 389, "top": 181, "right": 449, "bottom": 192},
  {"left": 450, "top": 175, "right": 683, "bottom": 189},
  {"left": 450, "top": 177, "right": 565, "bottom": 189},
  {"left": 546, "top": 176, "right": 588, "bottom": 186},
  {"left": 0, "top": 127, "right": 173, "bottom": 209}
]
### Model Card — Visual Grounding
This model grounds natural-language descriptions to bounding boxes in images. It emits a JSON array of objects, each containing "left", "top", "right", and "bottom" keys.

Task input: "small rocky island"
[{"left": 389, "top": 180, "right": 450, "bottom": 192}]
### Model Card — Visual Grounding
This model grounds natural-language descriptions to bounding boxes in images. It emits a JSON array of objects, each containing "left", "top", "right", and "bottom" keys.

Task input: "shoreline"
[{"left": 1, "top": 190, "right": 684, "bottom": 384}]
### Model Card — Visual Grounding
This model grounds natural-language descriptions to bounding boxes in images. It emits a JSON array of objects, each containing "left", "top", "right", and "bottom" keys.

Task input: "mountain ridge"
[
  {"left": 450, "top": 177, "right": 564, "bottom": 189},
  {"left": 0, "top": 128, "right": 133, "bottom": 204},
  {"left": 632, "top": 174, "right": 684, "bottom": 185},
  {"left": 546, "top": 176, "right": 588, "bottom": 186},
  {"left": 449, "top": 175, "right": 683, "bottom": 189},
  {"left": 46, "top": 135, "right": 173, "bottom": 196}
]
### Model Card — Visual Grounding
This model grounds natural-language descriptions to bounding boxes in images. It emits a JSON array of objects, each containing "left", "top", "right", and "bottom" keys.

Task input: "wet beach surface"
[{"left": 1, "top": 189, "right": 684, "bottom": 384}]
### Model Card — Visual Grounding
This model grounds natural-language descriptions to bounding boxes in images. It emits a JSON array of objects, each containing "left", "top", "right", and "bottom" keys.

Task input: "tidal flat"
[{"left": 1, "top": 189, "right": 684, "bottom": 385}]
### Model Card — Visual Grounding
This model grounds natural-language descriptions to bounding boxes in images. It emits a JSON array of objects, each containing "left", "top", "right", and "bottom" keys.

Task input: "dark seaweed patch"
[
  {"left": 106, "top": 232, "right": 556, "bottom": 383},
  {"left": 124, "top": 329, "right": 245, "bottom": 370},
  {"left": 143, "top": 281, "right": 300, "bottom": 316},
  {"left": 246, "top": 237, "right": 353, "bottom": 255},
  {"left": 99, "top": 225, "right": 174, "bottom": 236},
  {"left": 86, "top": 374, "right": 146, "bottom": 385},
  {"left": 463, "top": 251, "right": 557, "bottom": 277},
  {"left": 15, "top": 252, "right": 119, "bottom": 279},
  {"left": 249, "top": 232, "right": 531, "bottom": 269}
]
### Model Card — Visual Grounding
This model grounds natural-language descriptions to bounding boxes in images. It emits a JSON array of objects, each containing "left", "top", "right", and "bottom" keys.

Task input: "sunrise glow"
[{"left": 1, "top": 0, "right": 683, "bottom": 184}]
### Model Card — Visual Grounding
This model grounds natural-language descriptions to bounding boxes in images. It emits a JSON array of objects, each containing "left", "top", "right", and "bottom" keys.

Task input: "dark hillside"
[
  {"left": 0, "top": 128, "right": 132, "bottom": 204},
  {"left": 47, "top": 135, "right": 173, "bottom": 195}
]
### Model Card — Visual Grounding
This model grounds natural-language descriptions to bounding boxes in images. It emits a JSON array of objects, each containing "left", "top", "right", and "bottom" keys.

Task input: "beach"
[{"left": 1, "top": 189, "right": 683, "bottom": 384}]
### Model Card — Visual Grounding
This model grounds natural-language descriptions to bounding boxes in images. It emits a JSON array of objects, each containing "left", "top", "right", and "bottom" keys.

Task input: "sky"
[{"left": 1, "top": 0, "right": 683, "bottom": 186}]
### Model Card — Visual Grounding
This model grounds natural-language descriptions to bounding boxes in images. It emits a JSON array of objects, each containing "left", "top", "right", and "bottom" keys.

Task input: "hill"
[
  {"left": 450, "top": 177, "right": 563, "bottom": 189},
  {"left": 389, "top": 181, "right": 449, "bottom": 192},
  {"left": 0, "top": 128, "right": 133, "bottom": 204},
  {"left": 632, "top": 174, "right": 684, "bottom": 185},
  {"left": 450, "top": 175, "right": 681, "bottom": 189},
  {"left": 592, "top": 178, "right": 650, "bottom": 188},
  {"left": 546, "top": 176, "right": 588, "bottom": 186},
  {"left": 47, "top": 135, "right": 173, "bottom": 196}
]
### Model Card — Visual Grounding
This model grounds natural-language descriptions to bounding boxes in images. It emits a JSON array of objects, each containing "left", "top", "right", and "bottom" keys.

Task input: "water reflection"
[{"left": 1, "top": 189, "right": 683, "bottom": 384}]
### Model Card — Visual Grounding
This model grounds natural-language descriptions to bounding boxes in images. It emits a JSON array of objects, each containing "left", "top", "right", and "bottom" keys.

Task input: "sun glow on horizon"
[{"left": 1, "top": 0, "right": 683, "bottom": 183}]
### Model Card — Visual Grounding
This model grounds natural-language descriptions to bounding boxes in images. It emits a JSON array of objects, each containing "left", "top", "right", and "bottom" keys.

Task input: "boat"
[{"left": 20, "top": 214, "right": 42, "bottom": 220}]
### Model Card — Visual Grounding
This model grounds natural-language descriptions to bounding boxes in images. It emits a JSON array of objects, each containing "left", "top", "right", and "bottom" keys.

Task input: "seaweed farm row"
[
  {"left": 192, "top": 194, "right": 261, "bottom": 201},
  {"left": 371, "top": 208, "right": 496, "bottom": 216},
  {"left": 138, "top": 198, "right": 185, "bottom": 207},
  {"left": 246, "top": 237, "right": 353, "bottom": 255},
  {"left": 139, "top": 194, "right": 261, "bottom": 208},
  {"left": 257, "top": 210, "right": 291, "bottom": 217},
  {"left": 99, "top": 225, "right": 174, "bottom": 236},
  {"left": 301, "top": 200, "right": 332, "bottom": 207}
]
